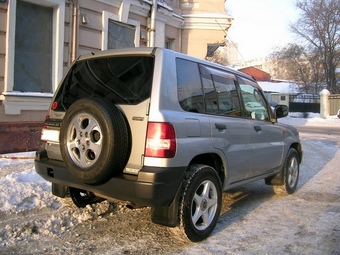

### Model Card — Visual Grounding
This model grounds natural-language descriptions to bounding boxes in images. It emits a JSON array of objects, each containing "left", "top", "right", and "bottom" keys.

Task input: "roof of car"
[{"left": 77, "top": 47, "right": 256, "bottom": 83}]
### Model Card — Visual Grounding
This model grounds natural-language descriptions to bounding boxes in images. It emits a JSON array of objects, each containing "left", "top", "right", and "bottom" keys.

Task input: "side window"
[
  {"left": 238, "top": 77, "right": 269, "bottom": 120},
  {"left": 176, "top": 59, "right": 204, "bottom": 113},
  {"left": 200, "top": 65, "right": 241, "bottom": 116},
  {"left": 211, "top": 75, "right": 241, "bottom": 116},
  {"left": 200, "top": 70, "right": 217, "bottom": 114}
]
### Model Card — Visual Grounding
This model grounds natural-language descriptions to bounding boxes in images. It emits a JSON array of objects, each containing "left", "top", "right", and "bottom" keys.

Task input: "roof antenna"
[{"left": 215, "top": 20, "right": 246, "bottom": 63}]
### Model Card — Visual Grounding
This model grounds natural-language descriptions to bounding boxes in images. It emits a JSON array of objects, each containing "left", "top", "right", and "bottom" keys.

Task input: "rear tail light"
[
  {"left": 145, "top": 122, "right": 176, "bottom": 158},
  {"left": 44, "top": 115, "right": 50, "bottom": 128},
  {"left": 51, "top": 101, "right": 58, "bottom": 110}
]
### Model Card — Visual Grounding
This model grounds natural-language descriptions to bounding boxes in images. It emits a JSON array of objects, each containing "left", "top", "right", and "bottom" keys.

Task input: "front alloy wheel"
[{"left": 274, "top": 148, "right": 300, "bottom": 195}]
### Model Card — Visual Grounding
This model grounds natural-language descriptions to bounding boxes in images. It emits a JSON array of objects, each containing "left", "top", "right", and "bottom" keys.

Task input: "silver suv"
[{"left": 35, "top": 47, "right": 302, "bottom": 242}]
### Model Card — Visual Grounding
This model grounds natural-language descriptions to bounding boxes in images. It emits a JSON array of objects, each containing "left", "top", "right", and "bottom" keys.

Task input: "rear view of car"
[{"left": 36, "top": 47, "right": 302, "bottom": 242}]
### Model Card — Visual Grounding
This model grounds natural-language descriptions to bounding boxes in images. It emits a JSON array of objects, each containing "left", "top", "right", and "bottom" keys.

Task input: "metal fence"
[{"left": 289, "top": 94, "right": 320, "bottom": 113}]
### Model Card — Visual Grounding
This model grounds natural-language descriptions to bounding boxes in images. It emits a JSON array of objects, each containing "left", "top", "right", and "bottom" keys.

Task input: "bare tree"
[
  {"left": 270, "top": 43, "right": 324, "bottom": 94},
  {"left": 290, "top": 0, "right": 340, "bottom": 93},
  {"left": 205, "top": 46, "right": 230, "bottom": 66}
]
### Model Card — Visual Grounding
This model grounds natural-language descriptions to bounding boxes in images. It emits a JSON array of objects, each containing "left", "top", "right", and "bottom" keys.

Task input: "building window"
[
  {"left": 5, "top": 0, "right": 64, "bottom": 93},
  {"left": 165, "top": 38, "right": 174, "bottom": 49},
  {"left": 281, "top": 95, "right": 286, "bottom": 101},
  {"left": 14, "top": 0, "right": 53, "bottom": 92},
  {"left": 108, "top": 20, "right": 135, "bottom": 49},
  {"left": 2, "top": 0, "right": 65, "bottom": 115},
  {"left": 102, "top": 11, "right": 140, "bottom": 50}
]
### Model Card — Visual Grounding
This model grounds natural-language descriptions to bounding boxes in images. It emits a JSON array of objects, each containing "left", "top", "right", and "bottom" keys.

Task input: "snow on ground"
[
  {"left": 0, "top": 113, "right": 339, "bottom": 254},
  {"left": 278, "top": 112, "right": 339, "bottom": 127}
]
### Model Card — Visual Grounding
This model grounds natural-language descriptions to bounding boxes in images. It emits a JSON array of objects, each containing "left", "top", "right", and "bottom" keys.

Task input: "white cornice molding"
[
  {"left": 96, "top": 0, "right": 184, "bottom": 28},
  {"left": 182, "top": 13, "right": 233, "bottom": 30},
  {"left": 0, "top": 93, "right": 53, "bottom": 115}
]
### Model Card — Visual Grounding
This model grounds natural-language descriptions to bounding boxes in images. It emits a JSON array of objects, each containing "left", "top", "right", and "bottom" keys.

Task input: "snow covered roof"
[{"left": 258, "top": 81, "right": 300, "bottom": 94}]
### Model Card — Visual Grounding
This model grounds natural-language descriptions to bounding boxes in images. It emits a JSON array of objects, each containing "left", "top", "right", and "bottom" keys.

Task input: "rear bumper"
[{"left": 35, "top": 150, "right": 185, "bottom": 207}]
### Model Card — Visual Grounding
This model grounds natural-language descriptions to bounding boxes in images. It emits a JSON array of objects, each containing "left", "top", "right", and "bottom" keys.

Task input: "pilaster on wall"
[{"left": 181, "top": 13, "right": 232, "bottom": 58}]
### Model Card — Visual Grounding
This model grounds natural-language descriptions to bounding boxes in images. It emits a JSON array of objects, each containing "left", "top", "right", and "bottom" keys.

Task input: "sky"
[{"left": 226, "top": 0, "right": 301, "bottom": 61}]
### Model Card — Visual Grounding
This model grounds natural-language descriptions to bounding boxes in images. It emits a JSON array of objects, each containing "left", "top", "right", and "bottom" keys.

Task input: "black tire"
[
  {"left": 69, "top": 187, "right": 105, "bottom": 208},
  {"left": 273, "top": 148, "right": 300, "bottom": 195},
  {"left": 60, "top": 98, "right": 130, "bottom": 185},
  {"left": 174, "top": 164, "right": 222, "bottom": 242}
]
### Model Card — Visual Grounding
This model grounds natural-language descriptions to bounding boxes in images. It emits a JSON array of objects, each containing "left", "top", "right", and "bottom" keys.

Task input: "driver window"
[{"left": 238, "top": 77, "right": 269, "bottom": 120}]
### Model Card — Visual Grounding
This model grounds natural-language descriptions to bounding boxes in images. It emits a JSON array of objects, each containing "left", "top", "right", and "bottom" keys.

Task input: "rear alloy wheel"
[
  {"left": 273, "top": 148, "right": 300, "bottom": 195},
  {"left": 60, "top": 98, "right": 130, "bottom": 185},
  {"left": 174, "top": 164, "right": 222, "bottom": 242}
]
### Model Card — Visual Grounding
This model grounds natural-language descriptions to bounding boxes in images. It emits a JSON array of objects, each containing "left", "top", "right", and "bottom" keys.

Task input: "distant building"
[
  {"left": 238, "top": 66, "right": 271, "bottom": 81},
  {"left": 225, "top": 40, "right": 239, "bottom": 64}
]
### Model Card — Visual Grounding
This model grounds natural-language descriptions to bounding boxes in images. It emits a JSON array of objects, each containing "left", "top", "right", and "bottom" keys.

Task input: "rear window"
[{"left": 53, "top": 56, "right": 154, "bottom": 111}]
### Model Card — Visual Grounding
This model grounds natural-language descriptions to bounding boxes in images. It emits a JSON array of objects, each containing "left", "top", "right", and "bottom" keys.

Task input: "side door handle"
[
  {"left": 254, "top": 126, "right": 261, "bottom": 132},
  {"left": 215, "top": 123, "right": 227, "bottom": 130}
]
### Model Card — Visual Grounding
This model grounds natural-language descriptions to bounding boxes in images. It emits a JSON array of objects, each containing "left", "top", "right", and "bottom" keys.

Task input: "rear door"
[{"left": 200, "top": 65, "right": 253, "bottom": 184}]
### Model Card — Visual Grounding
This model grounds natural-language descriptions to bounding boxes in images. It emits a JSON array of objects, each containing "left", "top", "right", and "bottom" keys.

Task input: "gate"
[{"left": 289, "top": 94, "right": 320, "bottom": 113}]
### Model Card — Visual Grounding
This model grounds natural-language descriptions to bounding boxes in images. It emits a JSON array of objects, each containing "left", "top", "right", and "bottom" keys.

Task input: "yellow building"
[{"left": 0, "top": 0, "right": 232, "bottom": 153}]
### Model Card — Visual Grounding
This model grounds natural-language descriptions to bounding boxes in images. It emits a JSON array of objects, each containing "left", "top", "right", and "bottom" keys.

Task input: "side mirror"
[{"left": 274, "top": 105, "right": 289, "bottom": 119}]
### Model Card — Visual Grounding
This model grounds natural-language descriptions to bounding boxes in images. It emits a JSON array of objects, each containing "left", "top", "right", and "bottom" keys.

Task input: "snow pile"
[
  {"left": 0, "top": 150, "right": 60, "bottom": 214},
  {"left": 0, "top": 169, "right": 57, "bottom": 213},
  {"left": 279, "top": 112, "right": 339, "bottom": 126}
]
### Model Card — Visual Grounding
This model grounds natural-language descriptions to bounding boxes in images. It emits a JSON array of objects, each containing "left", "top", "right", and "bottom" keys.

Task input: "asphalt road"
[{"left": 295, "top": 125, "right": 340, "bottom": 141}]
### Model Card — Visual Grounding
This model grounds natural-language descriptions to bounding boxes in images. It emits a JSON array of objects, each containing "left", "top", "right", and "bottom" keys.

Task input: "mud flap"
[
  {"left": 265, "top": 171, "right": 284, "bottom": 185},
  {"left": 151, "top": 184, "right": 182, "bottom": 227},
  {"left": 52, "top": 183, "right": 68, "bottom": 198}
]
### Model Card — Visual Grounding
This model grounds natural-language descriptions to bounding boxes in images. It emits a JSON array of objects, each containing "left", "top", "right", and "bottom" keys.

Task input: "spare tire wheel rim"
[{"left": 66, "top": 112, "right": 102, "bottom": 168}]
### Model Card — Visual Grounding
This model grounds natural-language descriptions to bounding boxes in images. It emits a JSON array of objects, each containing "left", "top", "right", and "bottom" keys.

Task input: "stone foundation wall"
[{"left": 0, "top": 122, "right": 44, "bottom": 154}]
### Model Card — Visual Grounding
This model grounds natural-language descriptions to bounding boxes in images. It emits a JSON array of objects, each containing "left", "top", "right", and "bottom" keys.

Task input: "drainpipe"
[
  {"left": 69, "top": 0, "right": 79, "bottom": 64},
  {"left": 149, "top": 0, "right": 157, "bottom": 47},
  {"left": 68, "top": 1, "right": 73, "bottom": 67}
]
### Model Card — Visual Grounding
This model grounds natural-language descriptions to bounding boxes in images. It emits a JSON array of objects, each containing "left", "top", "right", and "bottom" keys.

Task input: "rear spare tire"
[{"left": 60, "top": 98, "right": 130, "bottom": 184}]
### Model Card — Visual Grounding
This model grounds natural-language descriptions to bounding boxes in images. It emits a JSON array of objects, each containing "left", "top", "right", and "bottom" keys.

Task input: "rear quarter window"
[{"left": 176, "top": 58, "right": 204, "bottom": 113}]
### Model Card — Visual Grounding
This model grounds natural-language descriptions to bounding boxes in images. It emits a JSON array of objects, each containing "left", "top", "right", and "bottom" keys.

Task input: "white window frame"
[
  {"left": 2, "top": 0, "right": 65, "bottom": 115},
  {"left": 102, "top": 11, "right": 140, "bottom": 50}
]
